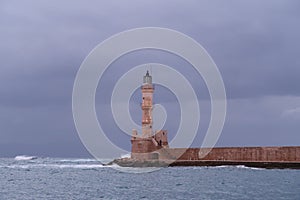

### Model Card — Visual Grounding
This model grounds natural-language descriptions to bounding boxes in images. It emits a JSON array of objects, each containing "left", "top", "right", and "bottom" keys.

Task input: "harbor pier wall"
[{"left": 160, "top": 146, "right": 300, "bottom": 162}]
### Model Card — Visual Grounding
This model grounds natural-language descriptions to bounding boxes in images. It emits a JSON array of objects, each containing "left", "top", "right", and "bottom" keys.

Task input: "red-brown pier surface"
[{"left": 164, "top": 146, "right": 300, "bottom": 162}]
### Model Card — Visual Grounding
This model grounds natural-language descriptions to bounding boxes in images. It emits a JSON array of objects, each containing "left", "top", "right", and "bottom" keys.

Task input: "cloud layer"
[{"left": 0, "top": 0, "right": 299, "bottom": 157}]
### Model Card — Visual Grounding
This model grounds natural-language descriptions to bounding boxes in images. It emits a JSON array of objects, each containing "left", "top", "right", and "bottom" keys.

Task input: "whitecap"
[
  {"left": 14, "top": 155, "right": 38, "bottom": 161},
  {"left": 208, "top": 165, "right": 232, "bottom": 168},
  {"left": 120, "top": 153, "right": 131, "bottom": 159},
  {"left": 235, "top": 165, "right": 264, "bottom": 170}
]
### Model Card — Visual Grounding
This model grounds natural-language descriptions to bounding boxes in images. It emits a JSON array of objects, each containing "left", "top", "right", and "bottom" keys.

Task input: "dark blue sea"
[{"left": 0, "top": 156, "right": 299, "bottom": 200}]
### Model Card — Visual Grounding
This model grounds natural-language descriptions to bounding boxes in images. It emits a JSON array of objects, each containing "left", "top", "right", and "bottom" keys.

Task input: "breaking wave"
[
  {"left": 14, "top": 155, "right": 38, "bottom": 161},
  {"left": 209, "top": 165, "right": 264, "bottom": 170},
  {"left": 2, "top": 164, "right": 106, "bottom": 169},
  {"left": 235, "top": 165, "right": 264, "bottom": 170},
  {"left": 120, "top": 153, "right": 131, "bottom": 159},
  {"left": 1, "top": 157, "right": 120, "bottom": 169}
]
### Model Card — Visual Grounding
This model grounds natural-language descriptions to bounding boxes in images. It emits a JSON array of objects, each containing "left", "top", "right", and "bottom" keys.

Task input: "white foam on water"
[
  {"left": 56, "top": 158, "right": 114, "bottom": 165},
  {"left": 205, "top": 165, "right": 264, "bottom": 170},
  {"left": 58, "top": 158, "right": 97, "bottom": 162},
  {"left": 209, "top": 165, "right": 232, "bottom": 168},
  {"left": 4, "top": 163, "right": 107, "bottom": 169},
  {"left": 120, "top": 153, "right": 131, "bottom": 159},
  {"left": 14, "top": 155, "right": 38, "bottom": 161},
  {"left": 4, "top": 165, "right": 31, "bottom": 169},
  {"left": 48, "top": 164, "right": 105, "bottom": 169},
  {"left": 235, "top": 165, "right": 264, "bottom": 170},
  {"left": 111, "top": 165, "right": 161, "bottom": 173}
]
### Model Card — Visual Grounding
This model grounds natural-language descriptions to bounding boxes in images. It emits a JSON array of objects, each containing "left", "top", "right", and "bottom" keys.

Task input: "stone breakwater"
[
  {"left": 109, "top": 158, "right": 300, "bottom": 169},
  {"left": 109, "top": 146, "right": 300, "bottom": 169}
]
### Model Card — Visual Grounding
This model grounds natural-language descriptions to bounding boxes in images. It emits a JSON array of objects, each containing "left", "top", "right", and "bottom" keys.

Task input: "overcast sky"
[{"left": 0, "top": 0, "right": 300, "bottom": 157}]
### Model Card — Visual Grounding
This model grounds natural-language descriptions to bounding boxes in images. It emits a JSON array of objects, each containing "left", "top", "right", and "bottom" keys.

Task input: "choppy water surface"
[{"left": 0, "top": 157, "right": 299, "bottom": 199}]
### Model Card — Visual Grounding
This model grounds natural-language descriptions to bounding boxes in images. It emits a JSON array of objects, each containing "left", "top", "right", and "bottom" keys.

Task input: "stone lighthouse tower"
[
  {"left": 141, "top": 70, "right": 154, "bottom": 137},
  {"left": 131, "top": 70, "right": 169, "bottom": 160}
]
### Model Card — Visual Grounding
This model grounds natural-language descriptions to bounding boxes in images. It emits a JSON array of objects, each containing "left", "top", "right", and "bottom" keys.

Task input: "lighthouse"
[
  {"left": 141, "top": 70, "right": 154, "bottom": 137},
  {"left": 131, "top": 70, "right": 169, "bottom": 160}
]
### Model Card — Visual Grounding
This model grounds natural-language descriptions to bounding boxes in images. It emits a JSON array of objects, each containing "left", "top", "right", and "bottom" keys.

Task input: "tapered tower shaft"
[{"left": 141, "top": 71, "right": 154, "bottom": 137}]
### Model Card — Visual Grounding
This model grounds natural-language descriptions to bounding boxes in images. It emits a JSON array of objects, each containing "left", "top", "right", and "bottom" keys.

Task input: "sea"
[{"left": 0, "top": 156, "right": 299, "bottom": 200}]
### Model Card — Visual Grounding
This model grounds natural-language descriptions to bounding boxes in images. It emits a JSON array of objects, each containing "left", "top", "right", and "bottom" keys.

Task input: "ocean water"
[{"left": 0, "top": 157, "right": 299, "bottom": 200}]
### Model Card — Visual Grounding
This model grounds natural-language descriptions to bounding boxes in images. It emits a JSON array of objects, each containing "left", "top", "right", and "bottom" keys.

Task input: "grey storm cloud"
[{"left": 0, "top": 0, "right": 299, "bottom": 157}]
